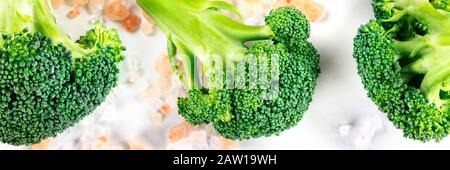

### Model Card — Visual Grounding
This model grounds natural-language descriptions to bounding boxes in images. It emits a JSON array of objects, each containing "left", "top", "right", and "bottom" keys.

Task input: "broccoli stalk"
[
  {"left": 137, "top": 0, "right": 274, "bottom": 89},
  {"left": 354, "top": 0, "right": 450, "bottom": 141},
  {"left": 380, "top": 0, "right": 450, "bottom": 31},
  {"left": 377, "top": 0, "right": 450, "bottom": 107},
  {"left": 138, "top": 0, "right": 319, "bottom": 140}
]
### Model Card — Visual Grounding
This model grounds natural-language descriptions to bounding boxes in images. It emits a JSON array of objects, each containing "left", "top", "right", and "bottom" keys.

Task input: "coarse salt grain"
[
  {"left": 338, "top": 124, "right": 352, "bottom": 136},
  {"left": 288, "top": 0, "right": 324, "bottom": 22},
  {"left": 168, "top": 124, "right": 188, "bottom": 143},
  {"left": 151, "top": 113, "right": 163, "bottom": 125},
  {"left": 88, "top": 0, "right": 106, "bottom": 15},
  {"left": 69, "top": 0, "right": 90, "bottom": 6},
  {"left": 105, "top": 0, "right": 130, "bottom": 21},
  {"left": 138, "top": 83, "right": 160, "bottom": 100},
  {"left": 67, "top": 6, "right": 81, "bottom": 19},
  {"left": 218, "top": 138, "right": 238, "bottom": 150},
  {"left": 127, "top": 72, "right": 140, "bottom": 84},
  {"left": 140, "top": 19, "right": 155, "bottom": 35},
  {"left": 155, "top": 54, "right": 173, "bottom": 77},
  {"left": 158, "top": 77, "right": 172, "bottom": 91},
  {"left": 90, "top": 136, "right": 111, "bottom": 150},
  {"left": 122, "top": 13, "right": 141, "bottom": 32},
  {"left": 160, "top": 103, "right": 171, "bottom": 116},
  {"left": 52, "top": 0, "right": 65, "bottom": 9},
  {"left": 99, "top": 136, "right": 108, "bottom": 142},
  {"left": 140, "top": 11, "right": 156, "bottom": 35},
  {"left": 31, "top": 138, "right": 53, "bottom": 150},
  {"left": 128, "top": 141, "right": 145, "bottom": 150},
  {"left": 187, "top": 123, "right": 201, "bottom": 131}
]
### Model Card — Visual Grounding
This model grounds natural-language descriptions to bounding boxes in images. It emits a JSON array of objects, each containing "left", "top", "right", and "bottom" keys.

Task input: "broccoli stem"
[
  {"left": 391, "top": 0, "right": 450, "bottom": 32},
  {"left": 0, "top": 0, "right": 30, "bottom": 47},
  {"left": 137, "top": 0, "right": 275, "bottom": 89},
  {"left": 398, "top": 35, "right": 450, "bottom": 108},
  {"left": 136, "top": 0, "right": 273, "bottom": 63},
  {"left": 421, "top": 58, "right": 450, "bottom": 107},
  {"left": 385, "top": 0, "right": 450, "bottom": 107},
  {"left": 394, "top": 37, "right": 430, "bottom": 59},
  {"left": 172, "top": 36, "right": 202, "bottom": 89},
  {"left": 0, "top": 0, "right": 88, "bottom": 59}
]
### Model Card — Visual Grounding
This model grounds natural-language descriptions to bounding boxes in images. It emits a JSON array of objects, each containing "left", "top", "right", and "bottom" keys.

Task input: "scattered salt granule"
[
  {"left": 68, "top": 0, "right": 90, "bottom": 6},
  {"left": 235, "top": 0, "right": 262, "bottom": 19},
  {"left": 353, "top": 116, "right": 384, "bottom": 149},
  {"left": 88, "top": 0, "right": 106, "bottom": 15},
  {"left": 155, "top": 54, "right": 173, "bottom": 77},
  {"left": 127, "top": 72, "right": 140, "bottom": 84},
  {"left": 235, "top": 0, "right": 287, "bottom": 20},
  {"left": 79, "top": 125, "right": 112, "bottom": 149},
  {"left": 190, "top": 130, "right": 209, "bottom": 149},
  {"left": 140, "top": 83, "right": 160, "bottom": 99},
  {"left": 151, "top": 113, "right": 163, "bottom": 125},
  {"left": 180, "top": 118, "right": 198, "bottom": 131},
  {"left": 168, "top": 124, "right": 188, "bottom": 143},
  {"left": 128, "top": 140, "right": 145, "bottom": 150},
  {"left": 99, "top": 136, "right": 108, "bottom": 142},
  {"left": 31, "top": 138, "right": 53, "bottom": 150},
  {"left": 235, "top": 0, "right": 323, "bottom": 23},
  {"left": 138, "top": 80, "right": 172, "bottom": 100},
  {"left": 183, "top": 123, "right": 196, "bottom": 131},
  {"left": 218, "top": 137, "right": 238, "bottom": 150},
  {"left": 122, "top": 13, "right": 141, "bottom": 32},
  {"left": 67, "top": 6, "right": 81, "bottom": 19},
  {"left": 140, "top": 19, "right": 155, "bottom": 35},
  {"left": 160, "top": 103, "right": 171, "bottom": 116},
  {"left": 338, "top": 124, "right": 352, "bottom": 137},
  {"left": 90, "top": 136, "right": 111, "bottom": 150},
  {"left": 159, "top": 77, "right": 172, "bottom": 91},
  {"left": 288, "top": 0, "right": 324, "bottom": 22},
  {"left": 105, "top": 0, "right": 130, "bottom": 21},
  {"left": 166, "top": 130, "right": 209, "bottom": 149},
  {"left": 140, "top": 11, "right": 156, "bottom": 35},
  {"left": 154, "top": 54, "right": 175, "bottom": 91},
  {"left": 138, "top": 78, "right": 172, "bottom": 100},
  {"left": 52, "top": 0, "right": 65, "bottom": 9},
  {"left": 165, "top": 93, "right": 179, "bottom": 104}
]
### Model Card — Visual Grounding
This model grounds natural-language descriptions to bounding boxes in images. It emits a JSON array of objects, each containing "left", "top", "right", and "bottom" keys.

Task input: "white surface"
[{"left": 2, "top": 0, "right": 450, "bottom": 150}]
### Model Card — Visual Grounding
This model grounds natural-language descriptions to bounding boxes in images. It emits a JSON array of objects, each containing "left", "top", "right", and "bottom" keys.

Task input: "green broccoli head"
[
  {"left": 214, "top": 41, "right": 319, "bottom": 139},
  {"left": 138, "top": 0, "right": 320, "bottom": 140},
  {"left": 266, "top": 7, "right": 311, "bottom": 46},
  {"left": 0, "top": 0, "right": 125, "bottom": 145},
  {"left": 354, "top": 0, "right": 450, "bottom": 142}
]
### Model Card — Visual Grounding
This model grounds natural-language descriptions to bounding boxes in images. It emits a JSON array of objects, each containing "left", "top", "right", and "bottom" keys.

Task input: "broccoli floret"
[
  {"left": 138, "top": 0, "right": 320, "bottom": 140},
  {"left": 0, "top": 0, "right": 125, "bottom": 145},
  {"left": 354, "top": 0, "right": 450, "bottom": 142}
]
